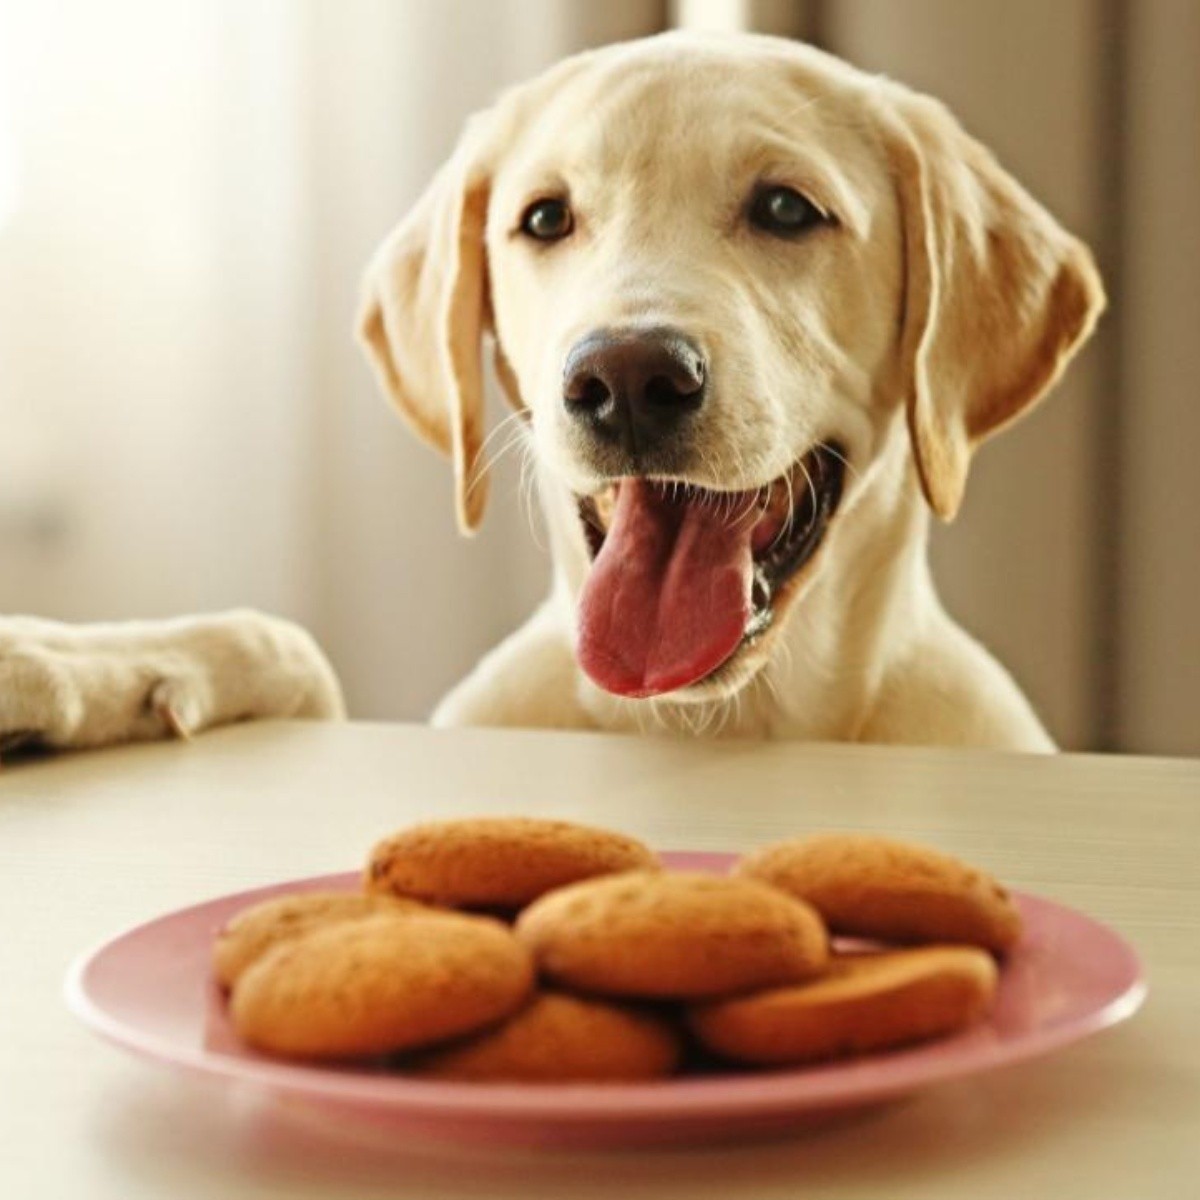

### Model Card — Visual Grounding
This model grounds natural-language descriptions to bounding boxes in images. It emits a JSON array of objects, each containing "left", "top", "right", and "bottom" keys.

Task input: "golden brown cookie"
[
  {"left": 411, "top": 991, "right": 682, "bottom": 1082},
  {"left": 735, "top": 833, "right": 1022, "bottom": 954},
  {"left": 212, "top": 890, "right": 425, "bottom": 989},
  {"left": 514, "top": 870, "right": 829, "bottom": 999},
  {"left": 688, "top": 946, "right": 998, "bottom": 1065},
  {"left": 364, "top": 817, "right": 660, "bottom": 909},
  {"left": 230, "top": 912, "right": 535, "bottom": 1059}
]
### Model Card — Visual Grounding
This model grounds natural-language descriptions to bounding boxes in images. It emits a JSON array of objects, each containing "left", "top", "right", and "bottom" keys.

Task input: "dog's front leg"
[
  {"left": 0, "top": 610, "right": 344, "bottom": 754},
  {"left": 432, "top": 601, "right": 593, "bottom": 731}
]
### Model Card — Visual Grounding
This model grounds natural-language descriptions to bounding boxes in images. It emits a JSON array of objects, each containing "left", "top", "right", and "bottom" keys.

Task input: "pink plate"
[{"left": 65, "top": 852, "right": 1145, "bottom": 1149}]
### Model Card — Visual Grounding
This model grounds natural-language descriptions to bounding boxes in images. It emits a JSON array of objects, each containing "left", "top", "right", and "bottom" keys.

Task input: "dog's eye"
[
  {"left": 748, "top": 185, "right": 827, "bottom": 236},
  {"left": 520, "top": 198, "right": 574, "bottom": 242}
]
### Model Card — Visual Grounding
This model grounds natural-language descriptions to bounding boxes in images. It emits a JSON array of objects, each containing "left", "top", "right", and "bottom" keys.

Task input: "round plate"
[{"left": 65, "top": 852, "right": 1145, "bottom": 1149}]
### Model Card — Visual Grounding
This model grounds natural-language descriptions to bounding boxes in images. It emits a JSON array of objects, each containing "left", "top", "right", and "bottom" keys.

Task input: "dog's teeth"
[
  {"left": 745, "top": 574, "right": 773, "bottom": 638},
  {"left": 593, "top": 486, "right": 615, "bottom": 528},
  {"left": 751, "top": 564, "right": 771, "bottom": 612}
]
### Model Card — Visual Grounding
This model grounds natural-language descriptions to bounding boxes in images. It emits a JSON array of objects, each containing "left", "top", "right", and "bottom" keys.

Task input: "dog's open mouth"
[{"left": 574, "top": 443, "right": 846, "bottom": 698}]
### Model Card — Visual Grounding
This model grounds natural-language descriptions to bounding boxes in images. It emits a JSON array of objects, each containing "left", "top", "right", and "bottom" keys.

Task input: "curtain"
[{"left": 0, "top": 1, "right": 316, "bottom": 624}]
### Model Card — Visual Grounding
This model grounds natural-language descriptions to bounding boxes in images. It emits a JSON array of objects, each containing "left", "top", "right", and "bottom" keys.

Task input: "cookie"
[
  {"left": 365, "top": 816, "right": 660, "bottom": 909},
  {"left": 514, "top": 870, "right": 829, "bottom": 999},
  {"left": 688, "top": 946, "right": 998, "bottom": 1065},
  {"left": 735, "top": 833, "right": 1022, "bottom": 954},
  {"left": 212, "top": 890, "right": 424, "bottom": 989},
  {"left": 411, "top": 991, "right": 682, "bottom": 1082},
  {"left": 230, "top": 912, "right": 535, "bottom": 1059}
]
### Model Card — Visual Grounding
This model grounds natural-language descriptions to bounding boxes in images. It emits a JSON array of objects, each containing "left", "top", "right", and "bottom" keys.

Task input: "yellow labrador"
[
  {"left": 0, "top": 33, "right": 1101, "bottom": 754},
  {"left": 358, "top": 32, "right": 1103, "bottom": 749}
]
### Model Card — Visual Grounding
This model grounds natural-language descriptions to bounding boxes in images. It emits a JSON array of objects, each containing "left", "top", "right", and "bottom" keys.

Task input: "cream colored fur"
[
  {"left": 0, "top": 33, "right": 1102, "bottom": 755},
  {"left": 0, "top": 612, "right": 343, "bottom": 753}
]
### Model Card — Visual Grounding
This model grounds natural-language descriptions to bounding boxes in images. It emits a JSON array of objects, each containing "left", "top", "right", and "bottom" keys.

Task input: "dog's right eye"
[{"left": 519, "top": 198, "right": 574, "bottom": 242}]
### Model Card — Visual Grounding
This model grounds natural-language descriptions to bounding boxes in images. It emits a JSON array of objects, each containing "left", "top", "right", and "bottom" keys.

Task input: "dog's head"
[{"left": 358, "top": 33, "right": 1104, "bottom": 704}]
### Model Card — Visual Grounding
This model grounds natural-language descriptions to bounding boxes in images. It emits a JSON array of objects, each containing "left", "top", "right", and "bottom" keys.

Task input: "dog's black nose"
[{"left": 562, "top": 327, "right": 706, "bottom": 450}]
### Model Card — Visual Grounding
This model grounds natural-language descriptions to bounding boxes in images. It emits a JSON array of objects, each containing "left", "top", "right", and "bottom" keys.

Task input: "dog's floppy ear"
[
  {"left": 356, "top": 120, "right": 494, "bottom": 535},
  {"left": 879, "top": 92, "right": 1106, "bottom": 520}
]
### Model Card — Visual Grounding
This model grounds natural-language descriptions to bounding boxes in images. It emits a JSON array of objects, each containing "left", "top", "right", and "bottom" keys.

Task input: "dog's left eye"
[
  {"left": 748, "top": 185, "right": 827, "bottom": 236},
  {"left": 519, "top": 198, "right": 574, "bottom": 242}
]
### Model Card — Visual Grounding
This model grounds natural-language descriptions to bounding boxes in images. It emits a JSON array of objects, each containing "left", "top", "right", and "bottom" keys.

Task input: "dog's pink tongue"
[{"left": 577, "top": 480, "right": 751, "bottom": 697}]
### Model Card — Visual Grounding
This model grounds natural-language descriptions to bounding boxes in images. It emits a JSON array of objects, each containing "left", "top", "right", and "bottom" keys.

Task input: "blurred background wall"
[{"left": 0, "top": 0, "right": 1195, "bottom": 754}]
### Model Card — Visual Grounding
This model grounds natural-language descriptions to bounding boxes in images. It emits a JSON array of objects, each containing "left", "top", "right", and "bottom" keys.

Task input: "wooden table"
[{"left": 2, "top": 721, "right": 1196, "bottom": 1198}]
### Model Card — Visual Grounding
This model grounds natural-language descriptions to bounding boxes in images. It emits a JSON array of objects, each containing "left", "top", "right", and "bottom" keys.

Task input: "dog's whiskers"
[
  {"left": 822, "top": 442, "right": 861, "bottom": 483},
  {"left": 517, "top": 441, "right": 548, "bottom": 552},
  {"left": 730, "top": 486, "right": 763, "bottom": 531},
  {"left": 768, "top": 471, "right": 798, "bottom": 553},
  {"left": 465, "top": 416, "right": 532, "bottom": 502},
  {"left": 799, "top": 458, "right": 818, "bottom": 515},
  {"left": 759, "top": 662, "right": 786, "bottom": 719},
  {"left": 471, "top": 411, "right": 529, "bottom": 474}
]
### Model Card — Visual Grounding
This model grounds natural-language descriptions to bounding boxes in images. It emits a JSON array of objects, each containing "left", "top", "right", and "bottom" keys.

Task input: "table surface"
[{"left": 2, "top": 720, "right": 1197, "bottom": 1199}]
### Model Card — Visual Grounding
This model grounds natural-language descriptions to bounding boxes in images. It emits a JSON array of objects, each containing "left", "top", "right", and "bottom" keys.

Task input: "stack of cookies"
[{"left": 215, "top": 817, "right": 1021, "bottom": 1082}]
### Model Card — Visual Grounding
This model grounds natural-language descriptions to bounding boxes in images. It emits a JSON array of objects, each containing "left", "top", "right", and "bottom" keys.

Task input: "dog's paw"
[
  {"left": 145, "top": 673, "right": 208, "bottom": 741},
  {"left": 193, "top": 610, "right": 348, "bottom": 728},
  {"left": 0, "top": 637, "right": 89, "bottom": 750},
  {"left": 0, "top": 612, "right": 345, "bottom": 754},
  {"left": 0, "top": 631, "right": 200, "bottom": 751}
]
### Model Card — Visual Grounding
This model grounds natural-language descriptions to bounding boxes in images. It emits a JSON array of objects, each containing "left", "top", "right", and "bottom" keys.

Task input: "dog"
[{"left": 0, "top": 33, "right": 1103, "bottom": 756}]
